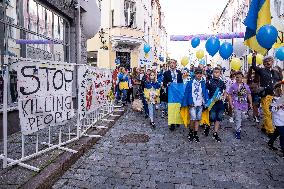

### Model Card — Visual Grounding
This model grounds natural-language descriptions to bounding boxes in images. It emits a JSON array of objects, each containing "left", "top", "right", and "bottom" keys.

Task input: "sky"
[{"left": 160, "top": 0, "right": 229, "bottom": 61}]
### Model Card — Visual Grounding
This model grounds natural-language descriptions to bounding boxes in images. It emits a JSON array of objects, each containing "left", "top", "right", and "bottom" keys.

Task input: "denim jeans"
[
  {"left": 116, "top": 89, "right": 127, "bottom": 103},
  {"left": 190, "top": 106, "right": 203, "bottom": 121},
  {"left": 140, "top": 93, "right": 149, "bottom": 116},
  {"left": 148, "top": 103, "right": 155, "bottom": 122},
  {"left": 160, "top": 102, "right": 168, "bottom": 113},
  {"left": 210, "top": 101, "right": 225, "bottom": 122}
]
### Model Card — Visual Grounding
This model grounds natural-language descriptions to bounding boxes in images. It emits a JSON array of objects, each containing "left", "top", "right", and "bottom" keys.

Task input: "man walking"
[
  {"left": 163, "top": 59, "right": 183, "bottom": 131},
  {"left": 252, "top": 54, "right": 283, "bottom": 137}
]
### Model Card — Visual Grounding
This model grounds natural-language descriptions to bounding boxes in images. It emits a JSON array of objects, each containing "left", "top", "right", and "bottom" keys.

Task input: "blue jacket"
[
  {"left": 118, "top": 73, "right": 129, "bottom": 82},
  {"left": 182, "top": 79, "right": 209, "bottom": 107},
  {"left": 157, "top": 71, "right": 164, "bottom": 84}
]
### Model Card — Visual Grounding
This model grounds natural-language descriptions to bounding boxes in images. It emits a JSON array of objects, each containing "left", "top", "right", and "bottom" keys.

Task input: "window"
[
  {"left": 87, "top": 51, "right": 98, "bottom": 66},
  {"left": 21, "top": 0, "right": 70, "bottom": 62},
  {"left": 6, "top": 16, "right": 14, "bottom": 39},
  {"left": 124, "top": 0, "right": 136, "bottom": 28}
]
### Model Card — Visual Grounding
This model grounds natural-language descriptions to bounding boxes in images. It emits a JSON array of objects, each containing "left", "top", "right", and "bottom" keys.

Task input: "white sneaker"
[
  {"left": 254, "top": 116, "right": 260, "bottom": 123},
  {"left": 229, "top": 117, "right": 234, "bottom": 123}
]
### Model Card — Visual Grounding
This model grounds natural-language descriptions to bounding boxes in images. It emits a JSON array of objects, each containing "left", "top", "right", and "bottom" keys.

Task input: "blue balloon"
[
  {"left": 191, "top": 37, "right": 200, "bottom": 48},
  {"left": 276, "top": 47, "right": 284, "bottom": 61},
  {"left": 144, "top": 44, "right": 151, "bottom": 53},
  {"left": 115, "top": 58, "right": 120, "bottom": 65},
  {"left": 199, "top": 59, "right": 206, "bottom": 65},
  {"left": 256, "top": 25, "right": 278, "bottom": 49},
  {"left": 205, "top": 37, "right": 220, "bottom": 56},
  {"left": 219, "top": 42, "right": 233, "bottom": 59}
]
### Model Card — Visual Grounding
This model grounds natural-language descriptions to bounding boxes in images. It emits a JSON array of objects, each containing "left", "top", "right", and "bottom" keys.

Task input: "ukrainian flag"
[
  {"left": 243, "top": 0, "right": 271, "bottom": 55},
  {"left": 168, "top": 83, "right": 187, "bottom": 125}
]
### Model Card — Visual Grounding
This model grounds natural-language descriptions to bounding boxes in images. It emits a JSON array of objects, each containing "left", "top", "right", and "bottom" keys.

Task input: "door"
[{"left": 116, "top": 52, "right": 131, "bottom": 71}]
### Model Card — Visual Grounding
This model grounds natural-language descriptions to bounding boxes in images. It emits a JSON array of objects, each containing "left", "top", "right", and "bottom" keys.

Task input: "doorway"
[{"left": 116, "top": 52, "right": 131, "bottom": 71}]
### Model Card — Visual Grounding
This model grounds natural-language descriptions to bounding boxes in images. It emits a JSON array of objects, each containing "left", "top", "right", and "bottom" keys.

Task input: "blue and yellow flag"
[
  {"left": 243, "top": 0, "right": 271, "bottom": 55},
  {"left": 205, "top": 87, "right": 222, "bottom": 111},
  {"left": 168, "top": 83, "right": 187, "bottom": 125}
]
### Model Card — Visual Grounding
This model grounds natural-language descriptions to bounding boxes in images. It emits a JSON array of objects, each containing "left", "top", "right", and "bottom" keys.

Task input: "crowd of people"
[{"left": 113, "top": 54, "right": 284, "bottom": 158}]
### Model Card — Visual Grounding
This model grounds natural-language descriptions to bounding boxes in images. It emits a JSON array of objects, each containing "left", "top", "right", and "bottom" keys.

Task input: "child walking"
[
  {"left": 206, "top": 67, "right": 227, "bottom": 142},
  {"left": 268, "top": 84, "right": 284, "bottom": 158},
  {"left": 183, "top": 68, "right": 209, "bottom": 142},
  {"left": 116, "top": 67, "right": 129, "bottom": 105},
  {"left": 228, "top": 71, "right": 253, "bottom": 139},
  {"left": 144, "top": 71, "right": 160, "bottom": 128}
]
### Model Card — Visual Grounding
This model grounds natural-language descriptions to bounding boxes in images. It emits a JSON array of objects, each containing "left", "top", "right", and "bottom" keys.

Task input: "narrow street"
[{"left": 53, "top": 108, "right": 284, "bottom": 189}]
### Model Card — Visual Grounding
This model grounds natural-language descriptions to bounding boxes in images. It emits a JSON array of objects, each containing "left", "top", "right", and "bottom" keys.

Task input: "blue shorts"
[
  {"left": 190, "top": 106, "right": 203, "bottom": 121},
  {"left": 210, "top": 101, "right": 225, "bottom": 122}
]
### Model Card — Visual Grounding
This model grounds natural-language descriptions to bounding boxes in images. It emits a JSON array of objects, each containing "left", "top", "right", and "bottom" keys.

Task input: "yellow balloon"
[
  {"left": 247, "top": 54, "right": 252, "bottom": 65},
  {"left": 231, "top": 58, "right": 241, "bottom": 71},
  {"left": 145, "top": 53, "right": 149, "bottom": 58},
  {"left": 256, "top": 54, "right": 263, "bottom": 65},
  {"left": 181, "top": 56, "right": 189, "bottom": 67},
  {"left": 196, "top": 50, "right": 204, "bottom": 60}
]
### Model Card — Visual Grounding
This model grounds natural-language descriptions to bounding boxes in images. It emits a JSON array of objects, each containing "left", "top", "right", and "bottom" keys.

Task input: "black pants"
[
  {"left": 269, "top": 126, "right": 284, "bottom": 151},
  {"left": 127, "top": 88, "right": 134, "bottom": 103}
]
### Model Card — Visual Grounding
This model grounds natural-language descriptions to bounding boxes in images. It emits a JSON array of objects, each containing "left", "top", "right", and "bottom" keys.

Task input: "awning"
[{"left": 111, "top": 36, "right": 145, "bottom": 52}]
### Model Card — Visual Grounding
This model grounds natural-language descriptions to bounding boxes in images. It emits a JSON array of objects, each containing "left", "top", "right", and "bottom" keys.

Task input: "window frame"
[{"left": 124, "top": 0, "right": 136, "bottom": 28}]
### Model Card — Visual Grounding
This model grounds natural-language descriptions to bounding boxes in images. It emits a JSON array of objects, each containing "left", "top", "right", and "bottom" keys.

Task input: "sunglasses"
[{"left": 264, "top": 60, "right": 273, "bottom": 64}]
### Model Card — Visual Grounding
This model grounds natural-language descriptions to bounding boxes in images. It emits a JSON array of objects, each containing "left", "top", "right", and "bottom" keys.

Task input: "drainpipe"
[
  {"left": 76, "top": 0, "right": 81, "bottom": 138},
  {"left": 76, "top": 0, "right": 81, "bottom": 65},
  {"left": 2, "top": 0, "right": 8, "bottom": 168}
]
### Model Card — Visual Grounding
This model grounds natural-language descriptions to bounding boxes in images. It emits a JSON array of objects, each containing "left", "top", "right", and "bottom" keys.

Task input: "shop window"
[{"left": 0, "top": 0, "right": 71, "bottom": 107}]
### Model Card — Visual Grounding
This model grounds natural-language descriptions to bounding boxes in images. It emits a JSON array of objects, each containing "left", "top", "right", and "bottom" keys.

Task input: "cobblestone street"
[{"left": 53, "top": 108, "right": 284, "bottom": 189}]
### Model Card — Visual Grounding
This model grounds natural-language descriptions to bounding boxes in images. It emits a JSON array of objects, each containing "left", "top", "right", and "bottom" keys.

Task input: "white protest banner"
[
  {"left": 78, "top": 66, "right": 112, "bottom": 120},
  {"left": 139, "top": 50, "right": 154, "bottom": 67},
  {"left": 78, "top": 66, "right": 96, "bottom": 120},
  {"left": 15, "top": 61, "right": 75, "bottom": 135},
  {"left": 94, "top": 68, "right": 112, "bottom": 105}
]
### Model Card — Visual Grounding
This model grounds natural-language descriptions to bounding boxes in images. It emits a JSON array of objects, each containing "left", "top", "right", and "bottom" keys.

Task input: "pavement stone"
[{"left": 53, "top": 107, "right": 284, "bottom": 189}]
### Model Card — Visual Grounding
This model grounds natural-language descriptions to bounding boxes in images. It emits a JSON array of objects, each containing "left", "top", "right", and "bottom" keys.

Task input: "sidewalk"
[
  {"left": 54, "top": 108, "right": 284, "bottom": 189},
  {"left": 0, "top": 108, "right": 125, "bottom": 189}
]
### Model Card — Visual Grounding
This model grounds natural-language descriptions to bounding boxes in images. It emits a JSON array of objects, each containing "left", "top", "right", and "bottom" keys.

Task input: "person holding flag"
[
  {"left": 163, "top": 59, "right": 183, "bottom": 131},
  {"left": 252, "top": 54, "right": 282, "bottom": 137},
  {"left": 206, "top": 67, "right": 227, "bottom": 142},
  {"left": 182, "top": 68, "right": 209, "bottom": 142}
]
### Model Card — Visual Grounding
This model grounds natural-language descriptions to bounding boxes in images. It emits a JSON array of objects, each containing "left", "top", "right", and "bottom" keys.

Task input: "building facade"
[
  {"left": 0, "top": 0, "right": 101, "bottom": 105},
  {"left": 211, "top": 0, "right": 284, "bottom": 72},
  {"left": 211, "top": 0, "right": 250, "bottom": 74},
  {"left": 87, "top": 0, "right": 167, "bottom": 70}
]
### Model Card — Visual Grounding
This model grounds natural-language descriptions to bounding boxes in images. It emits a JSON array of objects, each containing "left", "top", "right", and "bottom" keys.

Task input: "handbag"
[{"left": 132, "top": 99, "right": 143, "bottom": 112}]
